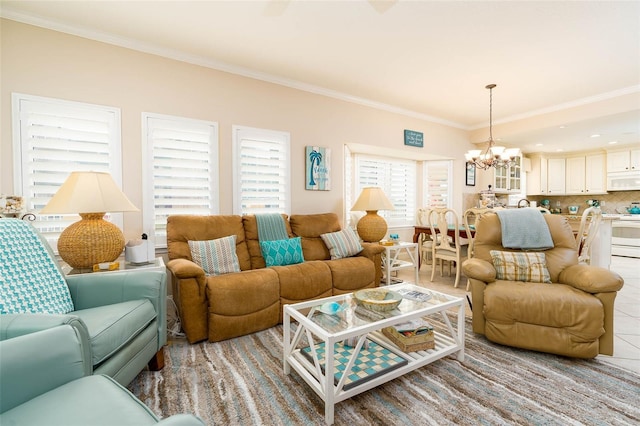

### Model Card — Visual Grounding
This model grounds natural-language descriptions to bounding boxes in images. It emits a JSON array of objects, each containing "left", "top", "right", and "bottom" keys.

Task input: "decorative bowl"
[
  {"left": 317, "top": 301, "right": 347, "bottom": 315},
  {"left": 353, "top": 289, "right": 403, "bottom": 312}
]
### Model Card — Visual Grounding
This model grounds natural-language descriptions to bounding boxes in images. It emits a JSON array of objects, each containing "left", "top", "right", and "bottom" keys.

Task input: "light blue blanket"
[
  {"left": 495, "top": 208, "right": 554, "bottom": 250},
  {"left": 256, "top": 213, "right": 288, "bottom": 241}
]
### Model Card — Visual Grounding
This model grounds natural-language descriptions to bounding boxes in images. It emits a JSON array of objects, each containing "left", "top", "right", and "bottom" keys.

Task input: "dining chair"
[
  {"left": 463, "top": 207, "right": 492, "bottom": 259},
  {"left": 428, "top": 208, "right": 467, "bottom": 288},
  {"left": 576, "top": 206, "right": 602, "bottom": 264},
  {"left": 416, "top": 208, "right": 434, "bottom": 267}
]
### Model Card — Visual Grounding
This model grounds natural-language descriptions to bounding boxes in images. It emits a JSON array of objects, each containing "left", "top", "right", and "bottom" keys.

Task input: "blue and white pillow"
[
  {"left": 0, "top": 219, "right": 74, "bottom": 314},
  {"left": 188, "top": 235, "right": 241, "bottom": 276},
  {"left": 260, "top": 237, "right": 304, "bottom": 267},
  {"left": 321, "top": 227, "right": 363, "bottom": 260}
]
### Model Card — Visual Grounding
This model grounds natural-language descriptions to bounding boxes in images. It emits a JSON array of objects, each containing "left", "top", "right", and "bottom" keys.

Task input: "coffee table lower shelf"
[{"left": 285, "top": 329, "right": 462, "bottom": 425}]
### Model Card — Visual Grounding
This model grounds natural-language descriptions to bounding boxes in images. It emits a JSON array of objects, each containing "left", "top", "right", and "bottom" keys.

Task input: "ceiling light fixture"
[{"left": 465, "top": 84, "right": 519, "bottom": 170}]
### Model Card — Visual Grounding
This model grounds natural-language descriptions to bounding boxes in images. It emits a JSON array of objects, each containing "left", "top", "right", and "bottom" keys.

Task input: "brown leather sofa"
[
  {"left": 166, "top": 213, "right": 384, "bottom": 343},
  {"left": 462, "top": 213, "right": 623, "bottom": 358}
]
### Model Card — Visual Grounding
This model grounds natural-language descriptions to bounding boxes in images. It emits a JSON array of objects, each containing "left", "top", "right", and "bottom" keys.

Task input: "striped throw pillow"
[
  {"left": 188, "top": 235, "right": 241, "bottom": 276},
  {"left": 490, "top": 250, "right": 551, "bottom": 283},
  {"left": 321, "top": 228, "right": 363, "bottom": 260}
]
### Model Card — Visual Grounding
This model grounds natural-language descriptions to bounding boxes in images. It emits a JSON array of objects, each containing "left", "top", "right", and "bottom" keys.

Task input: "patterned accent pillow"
[
  {"left": 490, "top": 250, "right": 551, "bottom": 283},
  {"left": 260, "top": 237, "right": 304, "bottom": 267},
  {"left": 0, "top": 219, "right": 74, "bottom": 314},
  {"left": 321, "top": 227, "right": 363, "bottom": 260},
  {"left": 188, "top": 235, "right": 241, "bottom": 276}
]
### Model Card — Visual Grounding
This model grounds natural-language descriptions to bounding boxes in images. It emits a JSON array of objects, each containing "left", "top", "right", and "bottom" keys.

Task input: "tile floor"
[{"left": 395, "top": 254, "right": 640, "bottom": 374}]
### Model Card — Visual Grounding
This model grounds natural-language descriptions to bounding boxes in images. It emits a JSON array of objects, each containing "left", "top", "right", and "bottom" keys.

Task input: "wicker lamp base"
[
  {"left": 356, "top": 210, "right": 388, "bottom": 243},
  {"left": 57, "top": 212, "right": 125, "bottom": 269}
]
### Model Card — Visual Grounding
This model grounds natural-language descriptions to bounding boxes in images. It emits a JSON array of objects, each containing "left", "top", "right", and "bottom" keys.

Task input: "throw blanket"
[
  {"left": 255, "top": 213, "right": 288, "bottom": 241},
  {"left": 495, "top": 208, "right": 554, "bottom": 250}
]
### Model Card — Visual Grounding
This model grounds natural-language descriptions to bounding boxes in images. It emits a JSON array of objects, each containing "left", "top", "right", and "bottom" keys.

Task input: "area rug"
[{"left": 128, "top": 319, "right": 640, "bottom": 426}]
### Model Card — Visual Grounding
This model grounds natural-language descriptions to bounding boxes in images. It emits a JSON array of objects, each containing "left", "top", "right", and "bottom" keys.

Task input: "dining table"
[{"left": 413, "top": 225, "right": 475, "bottom": 269}]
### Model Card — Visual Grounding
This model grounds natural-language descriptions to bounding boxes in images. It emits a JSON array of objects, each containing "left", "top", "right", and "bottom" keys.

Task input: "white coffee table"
[{"left": 283, "top": 284, "right": 465, "bottom": 425}]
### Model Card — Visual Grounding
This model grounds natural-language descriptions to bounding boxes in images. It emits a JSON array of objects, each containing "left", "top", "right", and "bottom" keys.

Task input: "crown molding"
[
  {"left": 469, "top": 85, "right": 640, "bottom": 130},
  {"left": 0, "top": 10, "right": 466, "bottom": 130}
]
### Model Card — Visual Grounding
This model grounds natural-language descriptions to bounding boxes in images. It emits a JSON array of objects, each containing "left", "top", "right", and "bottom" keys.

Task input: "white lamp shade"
[
  {"left": 40, "top": 171, "right": 139, "bottom": 214},
  {"left": 351, "top": 187, "right": 395, "bottom": 212}
]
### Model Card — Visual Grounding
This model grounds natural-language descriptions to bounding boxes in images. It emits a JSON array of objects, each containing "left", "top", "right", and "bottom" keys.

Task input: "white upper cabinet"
[
  {"left": 607, "top": 148, "right": 640, "bottom": 172},
  {"left": 547, "top": 158, "right": 566, "bottom": 194},
  {"left": 492, "top": 155, "right": 522, "bottom": 193},
  {"left": 565, "top": 156, "right": 585, "bottom": 194},
  {"left": 526, "top": 152, "right": 606, "bottom": 196},
  {"left": 565, "top": 154, "right": 606, "bottom": 195},
  {"left": 585, "top": 153, "right": 606, "bottom": 194}
]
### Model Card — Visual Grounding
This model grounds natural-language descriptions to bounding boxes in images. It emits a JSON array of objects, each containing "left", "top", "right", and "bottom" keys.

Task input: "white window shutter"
[
  {"left": 232, "top": 126, "right": 290, "bottom": 215},
  {"left": 424, "top": 160, "right": 453, "bottom": 208},
  {"left": 142, "top": 113, "right": 219, "bottom": 248},
  {"left": 12, "top": 93, "right": 122, "bottom": 246},
  {"left": 354, "top": 155, "right": 417, "bottom": 227}
]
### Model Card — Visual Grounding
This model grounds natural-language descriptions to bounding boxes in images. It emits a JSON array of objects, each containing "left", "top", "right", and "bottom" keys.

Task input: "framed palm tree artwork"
[{"left": 306, "top": 146, "right": 331, "bottom": 190}]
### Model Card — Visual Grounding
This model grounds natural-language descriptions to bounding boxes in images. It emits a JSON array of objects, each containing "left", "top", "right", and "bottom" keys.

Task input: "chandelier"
[{"left": 465, "top": 84, "right": 520, "bottom": 170}]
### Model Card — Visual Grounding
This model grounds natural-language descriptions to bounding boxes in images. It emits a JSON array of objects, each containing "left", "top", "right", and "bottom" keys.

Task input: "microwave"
[{"left": 607, "top": 171, "right": 640, "bottom": 191}]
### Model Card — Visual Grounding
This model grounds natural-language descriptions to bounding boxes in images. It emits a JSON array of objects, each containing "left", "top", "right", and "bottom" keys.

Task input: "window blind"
[
  {"left": 355, "top": 155, "right": 417, "bottom": 227},
  {"left": 12, "top": 93, "right": 121, "bottom": 244},
  {"left": 143, "top": 113, "right": 219, "bottom": 248},
  {"left": 423, "top": 160, "right": 453, "bottom": 208},
  {"left": 232, "top": 126, "right": 290, "bottom": 215}
]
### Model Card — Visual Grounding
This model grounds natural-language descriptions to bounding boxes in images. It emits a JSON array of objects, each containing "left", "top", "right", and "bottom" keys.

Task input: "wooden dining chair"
[
  {"left": 463, "top": 207, "right": 492, "bottom": 260},
  {"left": 428, "top": 208, "right": 467, "bottom": 288},
  {"left": 416, "top": 208, "right": 434, "bottom": 267},
  {"left": 576, "top": 206, "right": 602, "bottom": 264}
]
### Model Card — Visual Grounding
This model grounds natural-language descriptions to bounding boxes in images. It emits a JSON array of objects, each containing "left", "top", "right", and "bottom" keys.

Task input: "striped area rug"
[{"left": 129, "top": 319, "right": 640, "bottom": 426}]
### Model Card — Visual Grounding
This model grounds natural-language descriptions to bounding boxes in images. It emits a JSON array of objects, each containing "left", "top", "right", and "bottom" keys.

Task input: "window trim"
[
  {"left": 231, "top": 125, "right": 291, "bottom": 215},
  {"left": 11, "top": 92, "right": 123, "bottom": 247},
  {"left": 141, "top": 112, "right": 219, "bottom": 249},
  {"left": 353, "top": 153, "right": 417, "bottom": 228}
]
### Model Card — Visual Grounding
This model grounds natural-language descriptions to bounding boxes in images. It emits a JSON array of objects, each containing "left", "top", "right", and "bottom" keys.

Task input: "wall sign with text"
[
  {"left": 306, "top": 146, "right": 331, "bottom": 191},
  {"left": 404, "top": 130, "right": 424, "bottom": 148}
]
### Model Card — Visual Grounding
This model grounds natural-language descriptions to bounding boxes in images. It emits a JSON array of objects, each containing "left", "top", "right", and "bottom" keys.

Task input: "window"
[
  {"left": 354, "top": 155, "right": 417, "bottom": 227},
  {"left": 232, "top": 126, "right": 290, "bottom": 215},
  {"left": 11, "top": 93, "right": 121, "bottom": 245},
  {"left": 142, "top": 113, "right": 219, "bottom": 248},
  {"left": 423, "top": 160, "right": 453, "bottom": 208}
]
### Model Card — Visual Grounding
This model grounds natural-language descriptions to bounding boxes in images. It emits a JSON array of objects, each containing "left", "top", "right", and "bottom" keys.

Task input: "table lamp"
[
  {"left": 39, "top": 171, "right": 139, "bottom": 269},
  {"left": 351, "top": 187, "right": 395, "bottom": 242}
]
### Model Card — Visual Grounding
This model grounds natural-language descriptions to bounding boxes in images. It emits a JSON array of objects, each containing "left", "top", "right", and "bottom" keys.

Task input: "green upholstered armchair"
[
  {"left": 0, "top": 325, "right": 204, "bottom": 425},
  {"left": 0, "top": 218, "right": 167, "bottom": 386}
]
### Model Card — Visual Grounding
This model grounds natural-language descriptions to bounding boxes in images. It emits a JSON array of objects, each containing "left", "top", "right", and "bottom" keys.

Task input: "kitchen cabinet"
[
  {"left": 607, "top": 149, "right": 640, "bottom": 172},
  {"left": 547, "top": 158, "right": 565, "bottom": 194},
  {"left": 526, "top": 154, "right": 548, "bottom": 195},
  {"left": 585, "top": 153, "right": 606, "bottom": 193},
  {"left": 565, "top": 156, "right": 585, "bottom": 194},
  {"left": 493, "top": 155, "right": 522, "bottom": 193},
  {"left": 565, "top": 154, "right": 606, "bottom": 195}
]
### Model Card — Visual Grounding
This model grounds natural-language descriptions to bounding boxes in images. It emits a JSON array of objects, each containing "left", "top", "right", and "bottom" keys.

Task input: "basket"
[{"left": 382, "top": 326, "right": 435, "bottom": 352}]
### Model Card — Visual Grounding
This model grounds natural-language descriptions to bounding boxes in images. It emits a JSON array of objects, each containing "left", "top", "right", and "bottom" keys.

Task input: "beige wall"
[{"left": 1, "top": 19, "right": 474, "bottom": 241}]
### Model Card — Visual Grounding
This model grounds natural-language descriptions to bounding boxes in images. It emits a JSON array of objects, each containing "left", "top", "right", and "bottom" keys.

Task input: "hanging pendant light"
[{"left": 465, "top": 84, "right": 520, "bottom": 170}]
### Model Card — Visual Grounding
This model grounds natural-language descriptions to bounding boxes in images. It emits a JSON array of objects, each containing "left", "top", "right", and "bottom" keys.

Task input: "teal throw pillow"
[
  {"left": 0, "top": 219, "right": 74, "bottom": 314},
  {"left": 260, "top": 237, "right": 304, "bottom": 267},
  {"left": 320, "top": 227, "right": 363, "bottom": 260}
]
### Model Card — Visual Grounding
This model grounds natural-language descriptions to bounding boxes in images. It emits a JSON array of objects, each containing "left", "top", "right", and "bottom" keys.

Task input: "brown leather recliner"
[{"left": 462, "top": 213, "right": 623, "bottom": 358}]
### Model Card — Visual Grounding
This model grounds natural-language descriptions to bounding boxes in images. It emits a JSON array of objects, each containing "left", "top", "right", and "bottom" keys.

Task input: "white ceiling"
[{"left": 2, "top": 0, "right": 639, "bottom": 154}]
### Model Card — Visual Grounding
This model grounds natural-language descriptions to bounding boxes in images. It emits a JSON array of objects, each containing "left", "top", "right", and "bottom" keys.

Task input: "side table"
[
  {"left": 380, "top": 242, "right": 419, "bottom": 286},
  {"left": 61, "top": 256, "right": 165, "bottom": 276}
]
